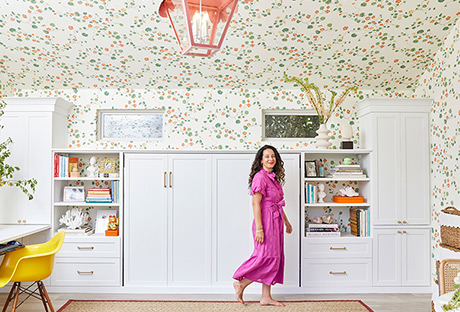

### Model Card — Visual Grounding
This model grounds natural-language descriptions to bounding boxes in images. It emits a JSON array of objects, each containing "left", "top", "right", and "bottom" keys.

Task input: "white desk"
[{"left": 0, "top": 224, "right": 51, "bottom": 244}]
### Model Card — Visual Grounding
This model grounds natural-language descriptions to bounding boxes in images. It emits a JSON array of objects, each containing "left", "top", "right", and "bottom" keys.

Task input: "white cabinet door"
[
  {"left": 0, "top": 113, "right": 52, "bottom": 224},
  {"left": 402, "top": 228, "right": 431, "bottom": 286},
  {"left": 373, "top": 114, "right": 401, "bottom": 225},
  {"left": 279, "top": 153, "right": 300, "bottom": 288},
  {"left": 212, "top": 154, "right": 253, "bottom": 286},
  {"left": 401, "top": 114, "right": 430, "bottom": 225},
  {"left": 168, "top": 155, "right": 212, "bottom": 286},
  {"left": 124, "top": 154, "right": 168, "bottom": 286},
  {"left": 373, "top": 228, "right": 401, "bottom": 286}
]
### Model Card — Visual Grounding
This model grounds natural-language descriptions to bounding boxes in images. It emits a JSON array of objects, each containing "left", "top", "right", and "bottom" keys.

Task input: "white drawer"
[
  {"left": 303, "top": 237, "right": 372, "bottom": 258},
  {"left": 57, "top": 237, "right": 120, "bottom": 258},
  {"left": 302, "top": 258, "right": 372, "bottom": 287},
  {"left": 51, "top": 258, "right": 120, "bottom": 287}
]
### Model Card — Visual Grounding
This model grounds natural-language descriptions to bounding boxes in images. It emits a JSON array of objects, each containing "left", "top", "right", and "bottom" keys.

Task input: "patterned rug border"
[{"left": 57, "top": 299, "right": 374, "bottom": 312}]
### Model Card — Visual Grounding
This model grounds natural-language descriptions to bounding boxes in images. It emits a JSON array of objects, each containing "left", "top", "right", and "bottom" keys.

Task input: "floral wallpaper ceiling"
[{"left": 0, "top": 0, "right": 459, "bottom": 92}]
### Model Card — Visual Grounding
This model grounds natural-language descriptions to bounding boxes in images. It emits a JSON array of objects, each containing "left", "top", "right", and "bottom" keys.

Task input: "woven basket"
[{"left": 440, "top": 207, "right": 460, "bottom": 250}]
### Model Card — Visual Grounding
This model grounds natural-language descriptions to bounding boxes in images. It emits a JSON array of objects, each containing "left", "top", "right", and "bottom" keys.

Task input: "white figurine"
[
  {"left": 317, "top": 183, "right": 326, "bottom": 203},
  {"left": 87, "top": 156, "right": 99, "bottom": 178},
  {"left": 59, "top": 208, "right": 89, "bottom": 229},
  {"left": 339, "top": 186, "right": 359, "bottom": 197}
]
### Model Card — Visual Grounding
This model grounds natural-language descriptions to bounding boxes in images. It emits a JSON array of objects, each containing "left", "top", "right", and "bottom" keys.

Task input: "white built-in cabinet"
[
  {"left": 124, "top": 153, "right": 299, "bottom": 289},
  {"left": 358, "top": 98, "right": 431, "bottom": 288},
  {"left": 0, "top": 98, "right": 71, "bottom": 225}
]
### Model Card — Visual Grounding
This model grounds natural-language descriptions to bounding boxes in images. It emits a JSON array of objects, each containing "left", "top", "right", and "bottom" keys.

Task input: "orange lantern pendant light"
[{"left": 159, "top": 0, "right": 239, "bottom": 57}]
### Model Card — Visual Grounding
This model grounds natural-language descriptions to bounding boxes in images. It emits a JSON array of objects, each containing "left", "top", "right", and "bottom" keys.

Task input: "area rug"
[{"left": 57, "top": 300, "right": 374, "bottom": 312}]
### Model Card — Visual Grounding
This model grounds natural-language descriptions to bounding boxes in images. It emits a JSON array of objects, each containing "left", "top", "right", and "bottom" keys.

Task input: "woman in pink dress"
[{"left": 233, "top": 145, "right": 292, "bottom": 306}]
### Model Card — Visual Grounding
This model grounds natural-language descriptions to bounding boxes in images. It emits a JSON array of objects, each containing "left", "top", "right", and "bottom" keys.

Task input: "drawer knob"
[
  {"left": 403, "top": 230, "right": 407, "bottom": 234},
  {"left": 77, "top": 246, "right": 95, "bottom": 250},
  {"left": 330, "top": 247, "right": 347, "bottom": 250},
  {"left": 329, "top": 271, "right": 347, "bottom": 275},
  {"left": 397, "top": 230, "right": 402, "bottom": 234},
  {"left": 403, "top": 220, "right": 407, "bottom": 224},
  {"left": 77, "top": 270, "right": 94, "bottom": 274},
  {"left": 397, "top": 220, "right": 402, "bottom": 224}
]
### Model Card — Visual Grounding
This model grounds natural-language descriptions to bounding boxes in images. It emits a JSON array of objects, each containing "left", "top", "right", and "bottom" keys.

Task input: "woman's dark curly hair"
[{"left": 248, "top": 145, "right": 285, "bottom": 189}]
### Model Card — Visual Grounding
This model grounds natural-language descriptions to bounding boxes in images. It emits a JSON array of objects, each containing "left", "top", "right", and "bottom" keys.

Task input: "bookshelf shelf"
[
  {"left": 54, "top": 177, "right": 120, "bottom": 181},
  {"left": 305, "top": 203, "right": 370, "bottom": 207},
  {"left": 304, "top": 178, "right": 370, "bottom": 182},
  {"left": 54, "top": 202, "right": 120, "bottom": 207}
]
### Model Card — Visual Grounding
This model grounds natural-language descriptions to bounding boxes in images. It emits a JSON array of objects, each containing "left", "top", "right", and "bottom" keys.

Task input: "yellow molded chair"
[{"left": 0, "top": 232, "right": 65, "bottom": 312}]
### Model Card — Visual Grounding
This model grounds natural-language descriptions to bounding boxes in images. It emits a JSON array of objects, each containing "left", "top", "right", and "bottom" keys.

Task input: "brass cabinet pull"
[
  {"left": 169, "top": 172, "right": 172, "bottom": 188},
  {"left": 403, "top": 230, "right": 407, "bottom": 234},
  {"left": 164, "top": 172, "right": 167, "bottom": 188},
  {"left": 330, "top": 247, "right": 347, "bottom": 250},
  {"left": 77, "top": 246, "right": 94, "bottom": 250},
  {"left": 403, "top": 220, "right": 407, "bottom": 224},
  {"left": 397, "top": 220, "right": 402, "bottom": 224},
  {"left": 22, "top": 220, "right": 26, "bottom": 223},
  {"left": 329, "top": 271, "right": 347, "bottom": 275},
  {"left": 397, "top": 230, "right": 402, "bottom": 234},
  {"left": 17, "top": 220, "right": 21, "bottom": 223},
  {"left": 77, "top": 270, "right": 94, "bottom": 274}
]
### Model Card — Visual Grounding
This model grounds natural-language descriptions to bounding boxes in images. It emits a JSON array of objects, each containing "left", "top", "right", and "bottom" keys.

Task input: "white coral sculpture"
[
  {"left": 59, "top": 208, "right": 89, "bottom": 229},
  {"left": 339, "top": 186, "right": 359, "bottom": 197}
]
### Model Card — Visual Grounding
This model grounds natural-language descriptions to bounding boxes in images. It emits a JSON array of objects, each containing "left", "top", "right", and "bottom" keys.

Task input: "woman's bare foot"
[
  {"left": 260, "top": 298, "right": 285, "bottom": 306},
  {"left": 233, "top": 281, "right": 245, "bottom": 304}
]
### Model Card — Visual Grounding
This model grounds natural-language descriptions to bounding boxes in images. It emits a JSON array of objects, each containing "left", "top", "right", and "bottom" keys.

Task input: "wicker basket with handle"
[{"left": 440, "top": 207, "right": 460, "bottom": 251}]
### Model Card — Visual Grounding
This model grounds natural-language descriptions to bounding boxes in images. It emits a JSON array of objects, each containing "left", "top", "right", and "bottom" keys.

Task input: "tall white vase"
[{"left": 315, "top": 124, "right": 332, "bottom": 149}]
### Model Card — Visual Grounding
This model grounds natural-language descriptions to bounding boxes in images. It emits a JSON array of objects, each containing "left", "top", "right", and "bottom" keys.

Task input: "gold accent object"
[
  {"left": 77, "top": 246, "right": 94, "bottom": 250},
  {"left": 77, "top": 270, "right": 94, "bottom": 274},
  {"left": 329, "top": 271, "right": 347, "bottom": 275},
  {"left": 330, "top": 247, "right": 347, "bottom": 250}
]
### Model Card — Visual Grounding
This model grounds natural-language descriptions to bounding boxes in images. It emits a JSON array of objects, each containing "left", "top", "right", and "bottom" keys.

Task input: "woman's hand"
[
  {"left": 255, "top": 230, "right": 264, "bottom": 243},
  {"left": 285, "top": 220, "right": 293, "bottom": 234}
]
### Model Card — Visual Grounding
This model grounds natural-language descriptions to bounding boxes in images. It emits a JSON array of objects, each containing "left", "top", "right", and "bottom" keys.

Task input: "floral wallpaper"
[
  {"left": 0, "top": 0, "right": 459, "bottom": 93},
  {"left": 414, "top": 17, "right": 460, "bottom": 285}
]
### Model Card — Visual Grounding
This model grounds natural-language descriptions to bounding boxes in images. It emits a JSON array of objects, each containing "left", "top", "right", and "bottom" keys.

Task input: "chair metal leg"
[
  {"left": 2, "top": 283, "right": 17, "bottom": 312},
  {"left": 39, "top": 282, "right": 54, "bottom": 312},
  {"left": 11, "top": 282, "right": 20, "bottom": 312},
  {"left": 37, "top": 282, "right": 49, "bottom": 312}
]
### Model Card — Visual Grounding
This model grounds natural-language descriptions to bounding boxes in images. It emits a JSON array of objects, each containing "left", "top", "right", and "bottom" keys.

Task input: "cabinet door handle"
[
  {"left": 169, "top": 172, "right": 172, "bottom": 188},
  {"left": 397, "top": 230, "right": 402, "bottom": 234},
  {"left": 164, "top": 172, "right": 167, "bottom": 188},
  {"left": 77, "top": 246, "right": 94, "bottom": 250},
  {"left": 329, "top": 271, "right": 347, "bottom": 275},
  {"left": 17, "top": 220, "right": 21, "bottom": 224},
  {"left": 22, "top": 220, "right": 26, "bottom": 223},
  {"left": 397, "top": 220, "right": 402, "bottom": 224},
  {"left": 77, "top": 270, "right": 94, "bottom": 274},
  {"left": 330, "top": 247, "right": 347, "bottom": 250},
  {"left": 403, "top": 220, "right": 407, "bottom": 224},
  {"left": 403, "top": 230, "right": 407, "bottom": 234}
]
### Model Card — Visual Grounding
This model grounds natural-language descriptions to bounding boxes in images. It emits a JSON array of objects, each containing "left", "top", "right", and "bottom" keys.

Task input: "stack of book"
[
  {"left": 86, "top": 188, "right": 112, "bottom": 203},
  {"left": 327, "top": 164, "right": 367, "bottom": 179},
  {"left": 350, "top": 208, "right": 370, "bottom": 237},
  {"left": 54, "top": 154, "right": 79, "bottom": 178},
  {"left": 305, "top": 183, "right": 317, "bottom": 204},
  {"left": 306, "top": 223, "right": 341, "bottom": 237}
]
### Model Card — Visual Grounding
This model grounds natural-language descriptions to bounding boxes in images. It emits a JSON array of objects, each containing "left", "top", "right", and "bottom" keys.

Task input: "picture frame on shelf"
[
  {"left": 305, "top": 161, "right": 318, "bottom": 177},
  {"left": 63, "top": 186, "right": 85, "bottom": 202}
]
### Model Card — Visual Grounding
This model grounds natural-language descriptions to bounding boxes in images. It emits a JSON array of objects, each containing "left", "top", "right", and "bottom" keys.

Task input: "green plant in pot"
[
  {"left": 0, "top": 100, "right": 37, "bottom": 200},
  {"left": 284, "top": 72, "right": 358, "bottom": 148}
]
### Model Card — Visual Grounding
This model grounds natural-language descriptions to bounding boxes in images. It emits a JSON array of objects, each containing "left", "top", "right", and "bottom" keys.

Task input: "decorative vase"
[{"left": 315, "top": 124, "right": 332, "bottom": 149}]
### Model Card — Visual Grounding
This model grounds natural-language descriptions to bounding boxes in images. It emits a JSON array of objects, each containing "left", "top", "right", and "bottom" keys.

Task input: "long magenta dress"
[{"left": 233, "top": 168, "right": 285, "bottom": 286}]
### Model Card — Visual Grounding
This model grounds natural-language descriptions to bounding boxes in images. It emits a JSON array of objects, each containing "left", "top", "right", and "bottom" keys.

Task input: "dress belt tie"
[{"left": 271, "top": 200, "right": 285, "bottom": 220}]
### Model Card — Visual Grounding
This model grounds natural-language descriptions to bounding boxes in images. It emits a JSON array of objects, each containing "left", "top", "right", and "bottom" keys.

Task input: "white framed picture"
[
  {"left": 63, "top": 186, "right": 85, "bottom": 202},
  {"left": 97, "top": 109, "right": 164, "bottom": 140},
  {"left": 95, "top": 210, "right": 117, "bottom": 233}
]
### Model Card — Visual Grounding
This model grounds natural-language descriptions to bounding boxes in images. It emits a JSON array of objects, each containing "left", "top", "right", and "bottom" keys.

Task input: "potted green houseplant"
[{"left": 0, "top": 100, "right": 37, "bottom": 199}]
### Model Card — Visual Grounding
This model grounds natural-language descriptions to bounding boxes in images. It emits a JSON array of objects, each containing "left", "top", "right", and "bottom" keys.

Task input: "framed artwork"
[
  {"left": 305, "top": 161, "right": 318, "bottom": 178},
  {"left": 63, "top": 186, "right": 85, "bottom": 202},
  {"left": 97, "top": 109, "right": 164, "bottom": 140},
  {"left": 99, "top": 158, "right": 117, "bottom": 174}
]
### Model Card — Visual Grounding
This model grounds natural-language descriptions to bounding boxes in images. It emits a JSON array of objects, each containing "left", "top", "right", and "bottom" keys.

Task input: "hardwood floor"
[{"left": 0, "top": 292, "right": 431, "bottom": 312}]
